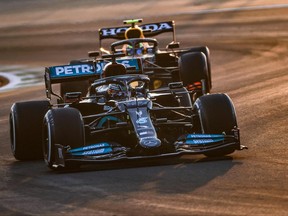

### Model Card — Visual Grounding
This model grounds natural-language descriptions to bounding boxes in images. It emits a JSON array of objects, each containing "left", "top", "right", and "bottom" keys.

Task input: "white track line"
[
  {"left": 0, "top": 66, "right": 44, "bottom": 92},
  {"left": 0, "top": 72, "right": 22, "bottom": 91}
]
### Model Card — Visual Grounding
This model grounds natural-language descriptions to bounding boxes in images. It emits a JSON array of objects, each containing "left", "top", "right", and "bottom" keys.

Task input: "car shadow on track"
[
  {"left": 2, "top": 155, "right": 242, "bottom": 215},
  {"left": 8, "top": 155, "right": 242, "bottom": 193}
]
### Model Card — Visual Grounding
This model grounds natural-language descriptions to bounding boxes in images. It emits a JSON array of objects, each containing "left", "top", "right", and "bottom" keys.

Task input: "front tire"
[
  {"left": 10, "top": 100, "right": 50, "bottom": 160},
  {"left": 194, "top": 93, "right": 238, "bottom": 157},
  {"left": 43, "top": 107, "right": 85, "bottom": 169}
]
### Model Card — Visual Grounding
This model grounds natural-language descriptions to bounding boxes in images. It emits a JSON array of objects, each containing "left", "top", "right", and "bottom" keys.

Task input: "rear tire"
[
  {"left": 10, "top": 100, "right": 50, "bottom": 160},
  {"left": 179, "top": 52, "right": 210, "bottom": 97},
  {"left": 194, "top": 94, "right": 238, "bottom": 157},
  {"left": 43, "top": 107, "right": 85, "bottom": 169},
  {"left": 187, "top": 46, "right": 212, "bottom": 89}
]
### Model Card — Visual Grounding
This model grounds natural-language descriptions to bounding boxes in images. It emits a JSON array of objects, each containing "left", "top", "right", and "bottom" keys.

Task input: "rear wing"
[
  {"left": 99, "top": 21, "right": 176, "bottom": 49},
  {"left": 45, "top": 63, "right": 97, "bottom": 84},
  {"left": 44, "top": 59, "right": 142, "bottom": 99},
  {"left": 44, "top": 62, "right": 98, "bottom": 99}
]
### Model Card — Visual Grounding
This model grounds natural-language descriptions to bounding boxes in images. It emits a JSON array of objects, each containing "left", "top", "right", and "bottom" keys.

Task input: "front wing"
[{"left": 53, "top": 129, "right": 246, "bottom": 168}]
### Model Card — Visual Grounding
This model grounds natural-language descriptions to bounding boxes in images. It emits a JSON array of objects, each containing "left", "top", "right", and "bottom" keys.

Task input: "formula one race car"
[
  {"left": 61, "top": 19, "right": 212, "bottom": 98},
  {"left": 9, "top": 19, "right": 247, "bottom": 170},
  {"left": 9, "top": 61, "right": 246, "bottom": 170}
]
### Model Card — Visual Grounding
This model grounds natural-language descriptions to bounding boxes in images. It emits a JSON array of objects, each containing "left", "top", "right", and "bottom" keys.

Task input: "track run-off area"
[{"left": 1, "top": 3, "right": 288, "bottom": 92}]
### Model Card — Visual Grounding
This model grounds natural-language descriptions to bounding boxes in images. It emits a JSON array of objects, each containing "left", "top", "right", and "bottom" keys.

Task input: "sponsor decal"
[
  {"left": 136, "top": 110, "right": 143, "bottom": 117},
  {"left": 71, "top": 147, "right": 113, "bottom": 156},
  {"left": 49, "top": 59, "right": 140, "bottom": 78},
  {"left": 186, "top": 138, "right": 224, "bottom": 145},
  {"left": 96, "top": 62, "right": 105, "bottom": 74},
  {"left": 100, "top": 22, "right": 173, "bottom": 38},
  {"left": 101, "top": 27, "right": 128, "bottom": 37},
  {"left": 83, "top": 148, "right": 108, "bottom": 155},
  {"left": 138, "top": 125, "right": 149, "bottom": 129},
  {"left": 140, "top": 137, "right": 161, "bottom": 147},
  {"left": 142, "top": 139, "right": 158, "bottom": 147},
  {"left": 118, "top": 59, "right": 139, "bottom": 70},
  {"left": 96, "top": 59, "right": 140, "bottom": 74},
  {"left": 68, "top": 142, "right": 110, "bottom": 153},
  {"left": 186, "top": 134, "right": 225, "bottom": 139},
  {"left": 139, "top": 131, "right": 148, "bottom": 136},
  {"left": 136, "top": 117, "right": 148, "bottom": 124},
  {"left": 141, "top": 22, "right": 173, "bottom": 32},
  {"left": 50, "top": 64, "right": 95, "bottom": 78},
  {"left": 82, "top": 143, "right": 109, "bottom": 151},
  {"left": 139, "top": 130, "right": 154, "bottom": 136}
]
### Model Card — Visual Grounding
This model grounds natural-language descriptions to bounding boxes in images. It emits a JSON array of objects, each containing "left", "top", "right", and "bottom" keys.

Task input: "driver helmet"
[
  {"left": 107, "top": 83, "right": 127, "bottom": 99},
  {"left": 124, "top": 26, "right": 146, "bottom": 56},
  {"left": 125, "top": 26, "right": 144, "bottom": 39}
]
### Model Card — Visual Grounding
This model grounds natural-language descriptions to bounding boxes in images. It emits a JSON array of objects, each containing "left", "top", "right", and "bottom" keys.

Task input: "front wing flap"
[
  {"left": 54, "top": 142, "right": 128, "bottom": 167},
  {"left": 54, "top": 129, "right": 245, "bottom": 167},
  {"left": 175, "top": 133, "right": 240, "bottom": 153}
]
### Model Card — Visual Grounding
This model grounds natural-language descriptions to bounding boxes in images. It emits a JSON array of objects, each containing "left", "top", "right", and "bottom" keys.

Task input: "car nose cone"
[{"left": 140, "top": 138, "right": 161, "bottom": 148}]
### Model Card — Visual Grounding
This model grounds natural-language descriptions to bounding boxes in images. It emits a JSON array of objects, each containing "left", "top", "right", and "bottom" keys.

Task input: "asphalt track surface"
[{"left": 0, "top": 1, "right": 288, "bottom": 215}]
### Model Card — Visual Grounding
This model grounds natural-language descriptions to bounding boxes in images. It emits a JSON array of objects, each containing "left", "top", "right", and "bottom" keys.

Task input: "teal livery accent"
[
  {"left": 186, "top": 138, "right": 224, "bottom": 145},
  {"left": 49, "top": 59, "right": 140, "bottom": 80},
  {"left": 117, "top": 59, "right": 140, "bottom": 70},
  {"left": 49, "top": 59, "right": 140, "bottom": 79},
  {"left": 97, "top": 59, "right": 141, "bottom": 74},
  {"left": 97, "top": 116, "right": 121, "bottom": 128},
  {"left": 70, "top": 147, "right": 113, "bottom": 156},
  {"left": 49, "top": 64, "right": 96, "bottom": 79},
  {"left": 186, "top": 134, "right": 225, "bottom": 139},
  {"left": 183, "top": 134, "right": 225, "bottom": 145},
  {"left": 68, "top": 142, "right": 111, "bottom": 153}
]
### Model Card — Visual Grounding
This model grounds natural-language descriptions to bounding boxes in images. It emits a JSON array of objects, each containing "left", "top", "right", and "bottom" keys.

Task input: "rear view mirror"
[
  {"left": 88, "top": 51, "right": 100, "bottom": 58},
  {"left": 166, "top": 42, "right": 180, "bottom": 49}
]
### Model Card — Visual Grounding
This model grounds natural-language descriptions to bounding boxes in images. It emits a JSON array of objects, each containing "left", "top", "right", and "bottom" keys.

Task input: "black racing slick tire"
[
  {"left": 179, "top": 52, "right": 210, "bottom": 94},
  {"left": 9, "top": 100, "right": 50, "bottom": 160},
  {"left": 43, "top": 107, "right": 85, "bottom": 169},
  {"left": 194, "top": 94, "right": 238, "bottom": 157},
  {"left": 187, "top": 46, "right": 212, "bottom": 89}
]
